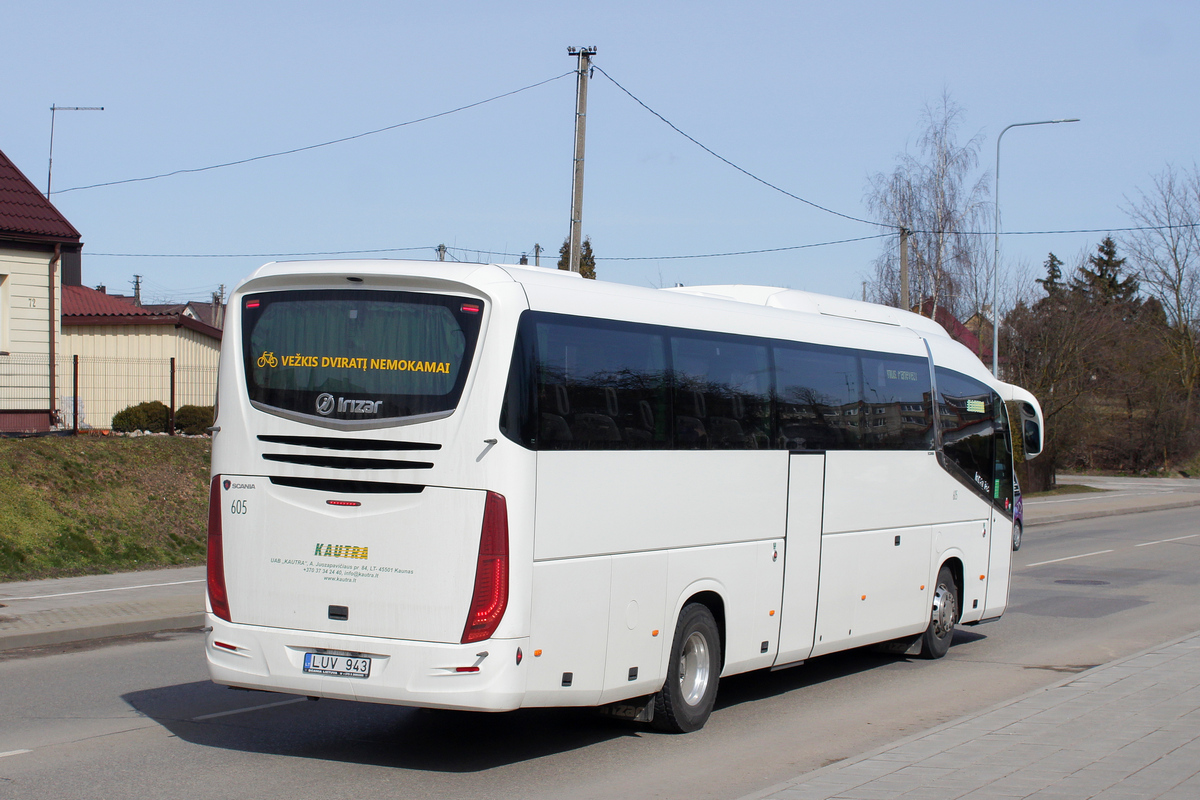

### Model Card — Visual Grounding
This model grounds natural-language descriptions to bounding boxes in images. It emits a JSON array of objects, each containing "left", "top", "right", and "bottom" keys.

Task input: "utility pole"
[
  {"left": 47, "top": 104, "right": 104, "bottom": 198},
  {"left": 899, "top": 228, "right": 910, "bottom": 311},
  {"left": 533, "top": 243, "right": 542, "bottom": 266},
  {"left": 132, "top": 274, "right": 142, "bottom": 306},
  {"left": 566, "top": 46, "right": 596, "bottom": 273}
]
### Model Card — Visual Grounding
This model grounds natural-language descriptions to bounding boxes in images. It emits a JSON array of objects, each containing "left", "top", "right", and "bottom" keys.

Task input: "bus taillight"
[
  {"left": 207, "top": 476, "right": 231, "bottom": 622},
  {"left": 461, "top": 491, "right": 509, "bottom": 644}
]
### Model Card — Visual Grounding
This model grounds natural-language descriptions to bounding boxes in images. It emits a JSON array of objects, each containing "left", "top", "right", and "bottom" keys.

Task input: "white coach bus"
[{"left": 206, "top": 259, "right": 1043, "bottom": 732}]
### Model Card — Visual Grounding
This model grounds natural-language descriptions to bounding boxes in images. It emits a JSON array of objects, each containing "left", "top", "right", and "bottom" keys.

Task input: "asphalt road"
[{"left": 2, "top": 504, "right": 1199, "bottom": 800}]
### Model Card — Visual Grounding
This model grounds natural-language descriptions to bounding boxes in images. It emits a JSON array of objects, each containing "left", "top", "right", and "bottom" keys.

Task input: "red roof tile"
[
  {"left": 61, "top": 285, "right": 223, "bottom": 340},
  {"left": 62, "top": 285, "right": 155, "bottom": 317},
  {"left": 0, "top": 148, "right": 82, "bottom": 243}
]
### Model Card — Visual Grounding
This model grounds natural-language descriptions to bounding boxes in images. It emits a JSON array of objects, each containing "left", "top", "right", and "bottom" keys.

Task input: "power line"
[
  {"left": 87, "top": 220, "right": 1200, "bottom": 263},
  {"left": 591, "top": 64, "right": 890, "bottom": 229},
  {"left": 905, "top": 222, "right": 1200, "bottom": 238},
  {"left": 88, "top": 246, "right": 434, "bottom": 258},
  {"left": 596, "top": 234, "right": 893, "bottom": 261},
  {"left": 53, "top": 71, "right": 575, "bottom": 195}
]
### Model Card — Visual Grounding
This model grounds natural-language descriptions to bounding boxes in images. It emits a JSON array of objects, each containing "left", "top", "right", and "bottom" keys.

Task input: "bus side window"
[
  {"left": 859, "top": 354, "right": 934, "bottom": 450},
  {"left": 670, "top": 335, "right": 771, "bottom": 450},
  {"left": 500, "top": 313, "right": 538, "bottom": 448},
  {"left": 530, "top": 315, "right": 669, "bottom": 451},
  {"left": 936, "top": 368, "right": 1005, "bottom": 507},
  {"left": 774, "top": 344, "right": 861, "bottom": 451}
]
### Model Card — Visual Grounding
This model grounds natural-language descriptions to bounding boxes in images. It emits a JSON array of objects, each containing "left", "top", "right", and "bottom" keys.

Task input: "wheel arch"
[
  {"left": 662, "top": 584, "right": 727, "bottom": 676},
  {"left": 683, "top": 590, "right": 726, "bottom": 671},
  {"left": 940, "top": 556, "right": 965, "bottom": 624}
]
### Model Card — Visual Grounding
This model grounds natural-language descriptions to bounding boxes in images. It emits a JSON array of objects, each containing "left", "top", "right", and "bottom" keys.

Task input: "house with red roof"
[
  {"left": 1, "top": 147, "right": 222, "bottom": 431},
  {"left": 914, "top": 297, "right": 993, "bottom": 364},
  {"left": 60, "top": 284, "right": 221, "bottom": 428},
  {"left": 0, "top": 148, "right": 83, "bottom": 432}
]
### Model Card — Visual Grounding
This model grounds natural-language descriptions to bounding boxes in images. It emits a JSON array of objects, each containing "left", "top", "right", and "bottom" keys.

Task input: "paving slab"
[{"left": 741, "top": 632, "right": 1200, "bottom": 800}]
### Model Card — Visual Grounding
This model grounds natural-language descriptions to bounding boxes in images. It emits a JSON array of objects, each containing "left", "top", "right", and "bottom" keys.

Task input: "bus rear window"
[{"left": 242, "top": 289, "right": 483, "bottom": 423}]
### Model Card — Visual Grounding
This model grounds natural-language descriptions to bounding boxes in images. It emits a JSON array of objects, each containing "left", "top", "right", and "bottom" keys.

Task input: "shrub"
[
  {"left": 111, "top": 401, "right": 170, "bottom": 433},
  {"left": 174, "top": 405, "right": 215, "bottom": 435}
]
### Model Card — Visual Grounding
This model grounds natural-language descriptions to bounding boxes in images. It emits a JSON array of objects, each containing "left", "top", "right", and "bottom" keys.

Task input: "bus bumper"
[{"left": 205, "top": 613, "right": 528, "bottom": 712}]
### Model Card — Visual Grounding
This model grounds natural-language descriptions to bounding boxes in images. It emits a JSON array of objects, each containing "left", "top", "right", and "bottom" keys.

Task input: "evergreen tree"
[
  {"left": 556, "top": 236, "right": 597, "bottom": 279},
  {"left": 1072, "top": 237, "right": 1138, "bottom": 304},
  {"left": 1036, "top": 253, "right": 1065, "bottom": 297}
]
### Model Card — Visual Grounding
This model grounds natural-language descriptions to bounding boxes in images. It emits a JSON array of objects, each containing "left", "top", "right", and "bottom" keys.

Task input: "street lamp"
[
  {"left": 992, "top": 117, "right": 1079, "bottom": 377},
  {"left": 47, "top": 104, "right": 104, "bottom": 198}
]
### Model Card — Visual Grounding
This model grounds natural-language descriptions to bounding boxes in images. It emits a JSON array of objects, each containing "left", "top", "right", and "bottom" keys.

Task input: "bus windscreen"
[{"left": 242, "top": 289, "right": 483, "bottom": 422}]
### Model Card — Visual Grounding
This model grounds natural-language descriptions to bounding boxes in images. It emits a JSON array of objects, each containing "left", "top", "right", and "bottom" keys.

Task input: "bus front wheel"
[
  {"left": 653, "top": 603, "right": 721, "bottom": 733},
  {"left": 921, "top": 565, "right": 959, "bottom": 659}
]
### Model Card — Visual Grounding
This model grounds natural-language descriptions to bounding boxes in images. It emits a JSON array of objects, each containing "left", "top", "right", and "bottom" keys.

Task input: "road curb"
[{"left": 0, "top": 613, "right": 205, "bottom": 653}]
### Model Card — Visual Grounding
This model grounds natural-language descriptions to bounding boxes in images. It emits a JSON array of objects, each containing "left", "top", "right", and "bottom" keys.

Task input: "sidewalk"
[
  {"left": 740, "top": 630, "right": 1200, "bottom": 800},
  {"left": 1024, "top": 475, "right": 1200, "bottom": 528},
  {"left": 0, "top": 565, "right": 205, "bottom": 651}
]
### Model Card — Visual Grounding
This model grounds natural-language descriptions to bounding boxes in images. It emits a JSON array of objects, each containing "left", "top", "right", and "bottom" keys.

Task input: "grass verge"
[{"left": 0, "top": 434, "right": 210, "bottom": 582}]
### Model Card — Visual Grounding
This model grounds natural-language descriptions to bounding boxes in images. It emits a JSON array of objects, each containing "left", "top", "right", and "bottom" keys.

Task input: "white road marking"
[
  {"left": 191, "top": 697, "right": 307, "bottom": 721},
  {"left": 1026, "top": 550, "right": 1115, "bottom": 567},
  {"left": 1, "top": 579, "right": 204, "bottom": 602},
  {"left": 1136, "top": 534, "right": 1200, "bottom": 547},
  {"left": 0, "top": 749, "right": 33, "bottom": 758}
]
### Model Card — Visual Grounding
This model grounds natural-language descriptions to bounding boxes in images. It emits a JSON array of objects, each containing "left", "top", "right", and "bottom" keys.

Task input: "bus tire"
[
  {"left": 652, "top": 603, "right": 721, "bottom": 733},
  {"left": 1012, "top": 521, "right": 1023, "bottom": 551},
  {"left": 921, "top": 565, "right": 959, "bottom": 659}
]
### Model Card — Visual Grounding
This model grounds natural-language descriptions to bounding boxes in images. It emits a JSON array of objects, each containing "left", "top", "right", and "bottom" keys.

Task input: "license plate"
[{"left": 303, "top": 653, "right": 371, "bottom": 678}]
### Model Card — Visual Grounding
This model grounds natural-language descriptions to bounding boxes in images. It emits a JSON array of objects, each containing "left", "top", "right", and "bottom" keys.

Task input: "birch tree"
[{"left": 866, "top": 94, "right": 992, "bottom": 325}]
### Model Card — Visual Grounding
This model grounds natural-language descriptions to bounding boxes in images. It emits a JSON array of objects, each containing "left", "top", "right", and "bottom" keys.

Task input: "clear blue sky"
[{"left": 3, "top": 1, "right": 1195, "bottom": 306}]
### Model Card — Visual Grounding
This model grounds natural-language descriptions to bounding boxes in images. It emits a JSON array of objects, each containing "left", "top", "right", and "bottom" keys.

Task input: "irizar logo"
[
  {"left": 339, "top": 398, "right": 382, "bottom": 414},
  {"left": 315, "top": 393, "right": 382, "bottom": 416}
]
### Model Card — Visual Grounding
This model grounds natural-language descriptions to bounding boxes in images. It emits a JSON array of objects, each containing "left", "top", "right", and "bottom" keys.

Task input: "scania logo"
[{"left": 315, "top": 393, "right": 336, "bottom": 416}]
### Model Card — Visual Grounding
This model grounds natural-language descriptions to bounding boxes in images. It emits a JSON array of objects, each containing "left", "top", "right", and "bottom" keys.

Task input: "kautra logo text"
[{"left": 314, "top": 543, "right": 369, "bottom": 560}]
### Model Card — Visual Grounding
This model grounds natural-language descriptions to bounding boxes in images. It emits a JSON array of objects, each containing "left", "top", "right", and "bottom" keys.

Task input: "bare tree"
[
  {"left": 866, "top": 93, "right": 992, "bottom": 324},
  {"left": 1123, "top": 165, "right": 1200, "bottom": 425}
]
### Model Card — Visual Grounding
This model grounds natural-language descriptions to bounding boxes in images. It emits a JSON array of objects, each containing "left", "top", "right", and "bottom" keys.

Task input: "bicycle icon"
[{"left": 257, "top": 352, "right": 278, "bottom": 368}]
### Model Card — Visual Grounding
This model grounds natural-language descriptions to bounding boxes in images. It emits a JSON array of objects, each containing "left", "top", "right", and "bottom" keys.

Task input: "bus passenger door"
[
  {"left": 982, "top": 506, "right": 1013, "bottom": 619},
  {"left": 774, "top": 453, "right": 825, "bottom": 666}
]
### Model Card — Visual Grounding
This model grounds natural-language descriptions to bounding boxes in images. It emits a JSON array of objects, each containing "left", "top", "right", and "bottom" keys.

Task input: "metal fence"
[{"left": 0, "top": 353, "right": 217, "bottom": 432}]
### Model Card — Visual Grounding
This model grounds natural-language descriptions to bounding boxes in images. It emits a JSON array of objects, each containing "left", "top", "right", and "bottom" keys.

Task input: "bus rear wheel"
[
  {"left": 652, "top": 603, "right": 720, "bottom": 733},
  {"left": 921, "top": 565, "right": 959, "bottom": 659}
]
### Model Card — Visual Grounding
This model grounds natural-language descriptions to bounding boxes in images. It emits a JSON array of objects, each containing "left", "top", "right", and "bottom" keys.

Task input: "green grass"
[{"left": 0, "top": 434, "right": 210, "bottom": 581}]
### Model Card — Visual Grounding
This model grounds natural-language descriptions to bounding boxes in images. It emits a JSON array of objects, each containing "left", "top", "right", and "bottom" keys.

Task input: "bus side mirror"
[{"left": 1021, "top": 402, "right": 1043, "bottom": 459}]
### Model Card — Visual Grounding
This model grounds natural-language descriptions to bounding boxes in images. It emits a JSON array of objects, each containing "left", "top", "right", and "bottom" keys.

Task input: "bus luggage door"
[{"left": 774, "top": 453, "right": 824, "bottom": 666}]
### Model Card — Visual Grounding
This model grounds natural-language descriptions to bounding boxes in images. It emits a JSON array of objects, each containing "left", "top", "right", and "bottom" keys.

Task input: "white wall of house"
[
  {"left": 0, "top": 246, "right": 59, "bottom": 355},
  {"left": 0, "top": 247, "right": 60, "bottom": 417},
  {"left": 60, "top": 323, "right": 220, "bottom": 429}
]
